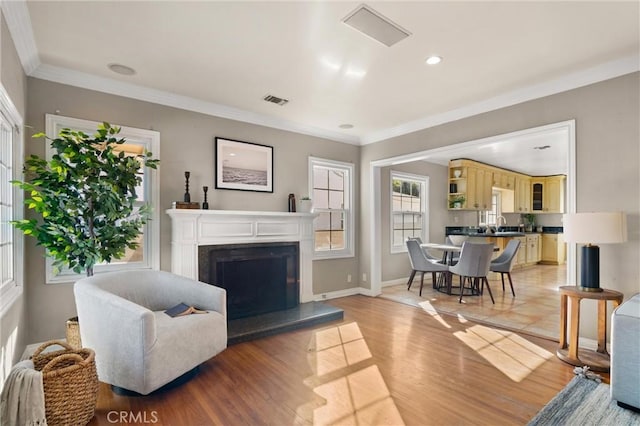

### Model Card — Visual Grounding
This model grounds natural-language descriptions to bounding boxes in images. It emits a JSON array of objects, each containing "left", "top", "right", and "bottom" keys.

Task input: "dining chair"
[
  {"left": 489, "top": 239, "right": 521, "bottom": 297},
  {"left": 406, "top": 239, "right": 450, "bottom": 296},
  {"left": 407, "top": 236, "right": 443, "bottom": 263},
  {"left": 449, "top": 242, "right": 495, "bottom": 304}
]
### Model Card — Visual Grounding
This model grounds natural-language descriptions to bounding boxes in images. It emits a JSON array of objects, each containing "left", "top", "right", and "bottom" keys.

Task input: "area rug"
[{"left": 528, "top": 369, "right": 640, "bottom": 425}]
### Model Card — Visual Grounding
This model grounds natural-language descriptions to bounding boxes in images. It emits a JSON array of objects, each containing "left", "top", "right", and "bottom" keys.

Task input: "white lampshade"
[{"left": 563, "top": 212, "right": 627, "bottom": 244}]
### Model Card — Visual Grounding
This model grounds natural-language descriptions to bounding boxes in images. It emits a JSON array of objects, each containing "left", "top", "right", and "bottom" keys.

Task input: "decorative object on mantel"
[
  {"left": 11, "top": 121, "right": 158, "bottom": 350},
  {"left": 202, "top": 186, "right": 209, "bottom": 209},
  {"left": 183, "top": 171, "right": 191, "bottom": 202},
  {"left": 288, "top": 193, "right": 297, "bottom": 212},
  {"left": 215, "top": 137, "right": 274, "bottom": 193},
  {"left": 299, "top": 196, "right": 312, "bottom": 213},
  {"left": 172, "top": 201, "right": 200, "bottom": 209}
]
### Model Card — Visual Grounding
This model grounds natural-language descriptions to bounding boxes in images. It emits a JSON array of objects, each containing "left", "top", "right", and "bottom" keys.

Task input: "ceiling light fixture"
[
  {"left": 339, "top": 124, "right": 354, "bottom": 129},
  {"left": 533, "top": 145, "right": 551, "bottom": 150},
  {"left": 108, "top": 63, "right": 136, "bottom": 76},
  {"left": 425, "top": 56, "right": 442, "bottom": 65}
]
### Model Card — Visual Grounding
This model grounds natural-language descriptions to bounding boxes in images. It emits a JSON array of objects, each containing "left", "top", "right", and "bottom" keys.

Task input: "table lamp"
[{"left": 563, "top": 212, "right": 627, "bottom": 292}]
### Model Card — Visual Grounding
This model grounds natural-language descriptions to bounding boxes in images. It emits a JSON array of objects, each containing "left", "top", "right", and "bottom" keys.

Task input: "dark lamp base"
[{"left": 579, "top": 286, "right": 604, "bottom": 292}]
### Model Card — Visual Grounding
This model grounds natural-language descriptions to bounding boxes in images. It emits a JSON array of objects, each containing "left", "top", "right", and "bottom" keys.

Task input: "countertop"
[{"left": 446, "top": 226, "right": 563, "bottom": 236}]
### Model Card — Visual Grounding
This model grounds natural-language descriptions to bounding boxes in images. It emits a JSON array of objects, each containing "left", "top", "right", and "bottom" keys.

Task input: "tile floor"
[{"left": 379, "top": 264, "right": 567, "bottom": 340}]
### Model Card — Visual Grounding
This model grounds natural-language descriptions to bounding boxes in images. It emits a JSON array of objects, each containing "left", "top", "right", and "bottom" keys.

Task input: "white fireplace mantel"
[{"left": 166, "top": 209, "right": 316, "bottom": 303}]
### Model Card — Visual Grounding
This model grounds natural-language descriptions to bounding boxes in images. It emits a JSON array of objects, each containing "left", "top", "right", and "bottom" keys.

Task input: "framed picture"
[{"left": 215, "top": 137, "right": 274, "bottom": 193}]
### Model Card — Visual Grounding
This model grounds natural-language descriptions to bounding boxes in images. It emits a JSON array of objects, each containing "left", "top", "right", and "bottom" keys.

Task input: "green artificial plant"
[{"left": 12, "top": 122, "right": 159, "bottom": 276}]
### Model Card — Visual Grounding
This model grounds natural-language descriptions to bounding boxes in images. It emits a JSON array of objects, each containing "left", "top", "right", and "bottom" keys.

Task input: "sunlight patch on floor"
[
  {"left": 418, "top": 300, "right": 452, "bottom": 329},
  {"left": 302, "top": 322, "right": 405, "bottom": 425},
  {"left": 454, "top": 324, "right": 553, "bottom": 382}
]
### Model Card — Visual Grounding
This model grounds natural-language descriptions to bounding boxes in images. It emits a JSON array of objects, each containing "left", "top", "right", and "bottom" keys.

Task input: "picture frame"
[{"left": 215, "top": 137, "right": 274, "bottom": 193}]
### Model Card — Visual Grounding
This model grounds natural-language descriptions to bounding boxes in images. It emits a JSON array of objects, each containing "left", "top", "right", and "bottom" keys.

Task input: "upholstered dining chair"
[
  {"left": 449, "top": 242, "right": 495, "bottom": 304},
  {"left": 489, "top": 239, "right": 521, "bottom": 297},
  {"left": 406, "top": 239, "right": 450, "bottom": 296},
  {"left": 407, "top": 236, "right": 442, "bottom": 263}
]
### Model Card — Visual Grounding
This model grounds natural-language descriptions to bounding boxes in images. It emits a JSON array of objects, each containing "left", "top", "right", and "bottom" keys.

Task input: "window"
[
  {"left": 309, "top": 157, "right": 354, "bottom": 259},
  {"left": 481, "top": 191, "right": 501, "bottom": 226},
  {"left": 391, "top": 172, "right": 428, "bottom": 253},
  {"left": 44, "top": 115, "right": 160, "bottom": 283},
  {"left": 0, "top": 87, "right": 23, "bottom": 315}
]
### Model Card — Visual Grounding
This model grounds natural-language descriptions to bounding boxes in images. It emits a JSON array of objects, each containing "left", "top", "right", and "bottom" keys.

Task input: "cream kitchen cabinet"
[
  {"left": 448, "top": 160, "right": 492, "bottom": 211},
  {"left": 531, "top": 175, "right": 565, "bottom": 213},
  {"left": 541, "top": 233, "right": 566, "bottom": 264},
  {"left": 515, "top": 176, "right": 531, "bottom": 213},
  {"left": 525, "top": 234, "right": 542, "bottom": 264}
]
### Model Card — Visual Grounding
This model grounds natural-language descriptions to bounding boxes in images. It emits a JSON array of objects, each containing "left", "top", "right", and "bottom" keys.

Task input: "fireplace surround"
[{"left": 166, "top": 209, "right": 316, "bottom": 304}]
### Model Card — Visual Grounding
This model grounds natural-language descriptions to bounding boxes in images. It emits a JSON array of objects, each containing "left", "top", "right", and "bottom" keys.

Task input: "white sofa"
[
  {"left": 610, "top": 292, "right": 640, "bottom": 411},
  {"left": 74, "top": 270, "right": 227, "bottom": 395}
]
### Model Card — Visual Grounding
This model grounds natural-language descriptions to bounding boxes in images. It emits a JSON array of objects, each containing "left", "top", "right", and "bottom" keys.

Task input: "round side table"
[{"left": 557, "top": 285, "right": 624, "bottom": 372}]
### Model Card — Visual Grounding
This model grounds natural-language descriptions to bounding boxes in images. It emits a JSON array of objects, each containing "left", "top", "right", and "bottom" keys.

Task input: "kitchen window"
[
  {"left": 0, "top": 87, "right": 24, "bottom": 315},
  {"left": 482, "top": 191, "right": 501, "bottom": 226},
  {"left": 44, "top": 115, "right": 160, "bottom": 283},
  {"left": 391, "top": 172, "right": 429, "bottom": 253},
  {"left": 309, "top": 157, "right": 354, "bottom": 259}
]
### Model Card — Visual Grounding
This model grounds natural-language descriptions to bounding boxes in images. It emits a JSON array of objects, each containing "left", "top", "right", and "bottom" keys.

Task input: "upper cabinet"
[
  {"left": 531, "top": 175, "right": 565, "bottom": 213},
  {"left": 448, "top": 159, "right": 565, "bottom": 213}
]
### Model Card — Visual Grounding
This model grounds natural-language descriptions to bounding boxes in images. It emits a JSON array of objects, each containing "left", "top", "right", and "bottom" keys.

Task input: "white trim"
[
  {"left": 0, "top": 0, "right": 40, "bottom": 75},
  {"left": 29, "top": 63, "right": 360, "bottom": 146},
  {"left": 309, "top": 156, "right": 355, "bottom": 260},
  {"left": 369, "top": 120, "right": 577, "bottom": 304},
  {"left": 0, "top": 83, "right": 24, "bottom": 316},
  {"left": 361, "top": 55, "right": 639, "bottom": 144},
  {"left": 381, "top": 277, "right": 408, "bottom": 288},
  {"left": 389, "top": 171, "right": 429, "bottom": 254},
  {"left": 314, "top": 287, "right": 368, "bottom": 301},
  {"left": 42, "top": 115, "right": 160, "bottom": 284}
]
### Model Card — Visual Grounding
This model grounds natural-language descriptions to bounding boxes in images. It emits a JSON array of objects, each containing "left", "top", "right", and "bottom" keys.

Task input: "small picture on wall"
[{"left": 215, "top": 137, "right": 273, "bottom": 193}]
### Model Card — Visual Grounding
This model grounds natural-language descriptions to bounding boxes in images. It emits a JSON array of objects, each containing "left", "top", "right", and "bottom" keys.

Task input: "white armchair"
[{"left": 74, "top": 270, "right": 227, "bottom": 395}]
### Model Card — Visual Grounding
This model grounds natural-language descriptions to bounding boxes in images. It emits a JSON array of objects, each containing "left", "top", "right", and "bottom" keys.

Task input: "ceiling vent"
[
  {"left": 342, "top": 4, "right": 411, "bottom": 47},
  {"left": 263, "top": 94, "right": 289, "bottom": 106}
]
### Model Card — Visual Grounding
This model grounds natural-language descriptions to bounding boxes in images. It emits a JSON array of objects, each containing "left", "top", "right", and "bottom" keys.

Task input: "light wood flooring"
[
  {"left": 381, "top": 264, "right": 567, "bottom": 340},
  {"left": 88, "top": 294, "right": 579, "bottom": 425}
]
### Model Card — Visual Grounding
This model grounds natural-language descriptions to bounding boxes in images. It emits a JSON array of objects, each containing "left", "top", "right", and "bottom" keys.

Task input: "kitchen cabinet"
[
  {"left": 541, "top": 233, "right": 566, "bottom": 264},
  {"left": 448, "top": 160, "right": 492, "bottom": 211},
  {"left": 514, "top": 236, "right": 527, "bottom": 267},
  {"left": 515, "top": 176, "right": 531, "bottom": 213},
  {"left": 531, "top": 175, "right": 565, "bottom": 213},
  {"left": 526, "top": 234, "right": 541, "bottom": 264},
  {"left": 493, "top": 172, "right": 515, "bottom": 190}
]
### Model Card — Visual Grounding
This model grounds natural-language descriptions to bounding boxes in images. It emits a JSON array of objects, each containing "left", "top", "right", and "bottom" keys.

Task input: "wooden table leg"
[
  {"left": 568, "top": 295, "right": 580, "bottom": 361},
  {"left": 559, "top": 294, "right": 568, "bottom": 349},
  {"left": 597, "top": 299, "right": 608, "bottom": 355}
]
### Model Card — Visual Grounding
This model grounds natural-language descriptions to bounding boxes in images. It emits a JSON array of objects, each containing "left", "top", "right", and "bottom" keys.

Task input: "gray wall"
[
  {"left": 361, "top": 72, "right": 640, "bottom": 340},
  {"left": 0, "top": 11, "right": 28, "bottom": 372},
  {"left": 380, "top": 161, "right": 448, "bottom": 282},
  {"left": 25, "top": 78, "right": 360, "bottom": 343}
]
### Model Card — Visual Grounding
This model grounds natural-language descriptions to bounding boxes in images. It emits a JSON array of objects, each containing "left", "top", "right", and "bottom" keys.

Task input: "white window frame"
[
  {"left": 308, "top": 157, "right": 355, "bottom": 260},
  {"left": 390, "top": 171, "right": 429, "bottom": 254},
  {"left": 44, "top": 115, "right": 160, "bottom": 284},
  {"left": 481, "top": 191, "right": 501, "bottom": 226},
  {"left": 0, "top": 85, "right": 24, "bottom": 316}
]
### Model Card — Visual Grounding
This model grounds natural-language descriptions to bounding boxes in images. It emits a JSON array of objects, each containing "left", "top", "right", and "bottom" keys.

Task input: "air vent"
[
  {"left": 263, "top": 94, "right": 289, "bottom": 106},
  {"left": 342, "top": 4, "right": 411, "bottom": 47}
]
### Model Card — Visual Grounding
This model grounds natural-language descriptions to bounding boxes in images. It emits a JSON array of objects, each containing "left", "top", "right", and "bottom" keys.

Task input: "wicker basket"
[
  {"left": 31, "top": 340, "right": 99, "bottom": 426},
  {"left": 65, "top": 316, "right": 82, "bottom": 349}
]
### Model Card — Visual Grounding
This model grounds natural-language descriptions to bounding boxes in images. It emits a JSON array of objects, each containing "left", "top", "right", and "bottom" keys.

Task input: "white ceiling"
[{"left": 4, "top": 1, "right": 639, "bottom": 172}]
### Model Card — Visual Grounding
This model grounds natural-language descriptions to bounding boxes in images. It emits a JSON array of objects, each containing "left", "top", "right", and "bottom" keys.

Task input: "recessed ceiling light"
[
  {"left": 425, "top": 56, "right": 442, "bottom": 65},
  {"left": 339, "top": 124, "right": 354, "bottom": 129},
  {"left": 108, "top": 63, "right": 136, "bottom": 76}
]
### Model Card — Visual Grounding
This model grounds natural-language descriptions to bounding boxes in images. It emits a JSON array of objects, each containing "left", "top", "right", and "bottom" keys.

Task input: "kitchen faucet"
[{"left": 496, "top": 216, "right": 507, "bottom": 228}]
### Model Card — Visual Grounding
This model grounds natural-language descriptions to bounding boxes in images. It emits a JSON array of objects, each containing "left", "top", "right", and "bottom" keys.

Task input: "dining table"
[{"left": 420, "top": 242, "right": 499, "bottom": 295}]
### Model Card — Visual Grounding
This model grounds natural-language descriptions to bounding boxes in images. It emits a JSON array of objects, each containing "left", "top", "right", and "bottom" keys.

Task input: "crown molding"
[
  {"left": 361, "top": 54, "right": 640, "bottom": 145},
  {"left": 29, "top": 64, "right": 360, "bottom": 145},
  {"left": 1, "top": 0, "right": 40, "bottom": 75}
]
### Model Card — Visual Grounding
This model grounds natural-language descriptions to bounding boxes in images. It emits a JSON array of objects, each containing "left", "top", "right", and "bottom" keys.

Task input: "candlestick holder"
[
  {"left": 183, "top": 171, "right": 191, "bottom": 202},
  {"left": 202, "top": 186, "right": 209, "bottom": 210}
]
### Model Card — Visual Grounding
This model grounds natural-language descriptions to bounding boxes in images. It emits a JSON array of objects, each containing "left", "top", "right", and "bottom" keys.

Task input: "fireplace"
[{"left": 198, "top": 242, "right": 299, "bottom": 320}]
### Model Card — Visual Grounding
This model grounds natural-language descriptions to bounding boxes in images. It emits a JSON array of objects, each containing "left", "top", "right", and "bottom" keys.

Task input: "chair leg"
[
  {"left": 419, "top": 272, "right": 425, "bottom": 296},
  {"left": 459, "top": 276, "right": 467, "bottom": 303},
  {"left": 500, "top": 273, "right": 505, "bottom": 291},
  {"left": 507, "top": 272, "right": 515, "bottom": 297},
  {"left": 432, "top": 272, "right": 438, "bottom": 289},
  {"left": 407, "top": 270, "right": 416, "bottom": 290},
  {"left": 483, "top": 277, "right": 495, "bottom": 304}
]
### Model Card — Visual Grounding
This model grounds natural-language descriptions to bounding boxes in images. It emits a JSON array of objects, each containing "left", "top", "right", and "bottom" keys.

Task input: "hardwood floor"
[{"left": 88, "top": 295, "right": 579, "bottom": 425}]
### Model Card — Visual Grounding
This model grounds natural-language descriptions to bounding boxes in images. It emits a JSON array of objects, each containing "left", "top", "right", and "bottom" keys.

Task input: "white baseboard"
[
  {"left": 313, "top": 286, "right": 382, "bottom": 301},
  {"left": 381, "top": 277, "right": 409, "bottom": 288}
]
